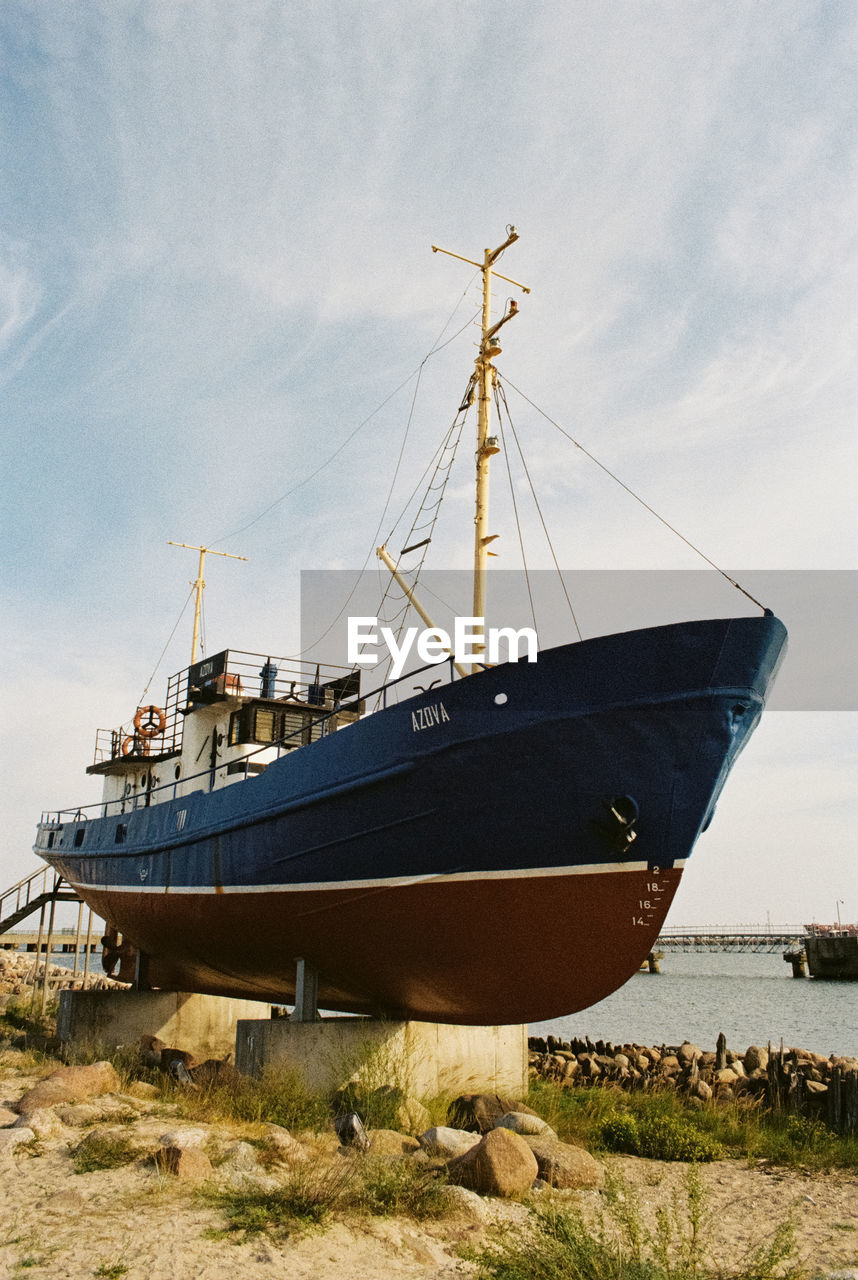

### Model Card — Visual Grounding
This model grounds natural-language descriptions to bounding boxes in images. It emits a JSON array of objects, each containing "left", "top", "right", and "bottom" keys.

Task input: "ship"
[{"left": 34, "top": 229, "right": 787, "bottom": 1025}]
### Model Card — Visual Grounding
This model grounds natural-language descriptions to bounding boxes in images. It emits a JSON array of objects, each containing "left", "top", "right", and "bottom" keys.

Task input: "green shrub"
[
  {"left": 166, "top": 1064, "right": 330, "bottom": 1132},
  {"left": 599, "top": 1109, "right": 722, "bottom": 1162},
  {"left": 347, "top": 1155, "right": 448, "bottom": 1219},
  {"left": 469, "top": 1167, "right": 800, "bottom": 1280},
  {"left": 201, "top": 1160, "right": 355, "bottom": 1240},
  {"left": 72, "top": 1132, "right": 139, "bottom": 1174}
]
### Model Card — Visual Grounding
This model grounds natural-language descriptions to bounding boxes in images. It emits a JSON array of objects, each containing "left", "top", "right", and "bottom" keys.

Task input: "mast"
[
  {"left": 432, "top": 228, "right": 529, "bottom": 659},
  {"left": 167, "top": 542, "right": 249, "bottom": 665}
]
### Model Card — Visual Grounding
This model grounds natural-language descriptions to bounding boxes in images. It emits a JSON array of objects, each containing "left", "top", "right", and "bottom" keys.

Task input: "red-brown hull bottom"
[{"left": 81, "top": 864, "right": 682, "bottom": 1024}]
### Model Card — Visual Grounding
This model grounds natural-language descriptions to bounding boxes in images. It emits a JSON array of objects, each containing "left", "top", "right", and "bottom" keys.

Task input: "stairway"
[{"left": 0, "top": 866, "right": 80, "bottom": 934}]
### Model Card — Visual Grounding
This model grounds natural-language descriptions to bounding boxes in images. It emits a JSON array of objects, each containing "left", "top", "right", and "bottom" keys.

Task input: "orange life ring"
[
  {"left": 134, "top": 705, "right": 167, "bottom": 738},
  {"left": 121, "top": 735, "right": 150, "bottom": 757},
  {"left": 121, "top": 736, "right": 136, "bottom": 756}
]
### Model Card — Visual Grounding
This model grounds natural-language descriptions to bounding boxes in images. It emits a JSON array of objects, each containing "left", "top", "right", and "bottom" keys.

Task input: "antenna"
[{"left": 167, "top": 542, "right": 249, "bottom": 665}]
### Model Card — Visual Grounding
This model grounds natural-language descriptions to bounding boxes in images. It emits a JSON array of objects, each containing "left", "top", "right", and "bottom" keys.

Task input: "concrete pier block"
[
  {"left": 57, "top": 989, "right": 272, "bottom": 1059},
  {"left": 235, "top": 1018, "right": 528, "bottom": 1097}
]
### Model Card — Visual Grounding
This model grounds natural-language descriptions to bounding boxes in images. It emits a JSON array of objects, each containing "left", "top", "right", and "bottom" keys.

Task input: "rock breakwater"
[
  {"left": 0, "top": 950, "right": 125, "bottom": 1000},
  {"left": 529, "top": 1033, "right": 858, "bottom": 1135}
]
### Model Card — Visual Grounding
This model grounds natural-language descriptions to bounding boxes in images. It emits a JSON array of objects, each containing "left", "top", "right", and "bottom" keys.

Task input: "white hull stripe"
[{"left": 68, "top": 859, "right": 686, "bottom": 896}]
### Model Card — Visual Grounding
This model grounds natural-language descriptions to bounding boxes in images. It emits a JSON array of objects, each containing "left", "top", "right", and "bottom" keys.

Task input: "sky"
[{"left": 1, "top": 0, "right": 856, "bottom": 929}]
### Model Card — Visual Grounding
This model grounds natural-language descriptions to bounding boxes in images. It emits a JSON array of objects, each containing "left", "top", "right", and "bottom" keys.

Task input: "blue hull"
[{"left": 36, "top": 614, "right": 786, "bottom": 1022}]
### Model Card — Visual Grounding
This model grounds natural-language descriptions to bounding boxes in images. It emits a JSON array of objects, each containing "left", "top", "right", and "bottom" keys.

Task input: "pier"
[
  {"left": 0, "top": 929, "right": 100, "bottom": 955},
  {"left": 655, "top": 924, "right": 804, "bottom": 953}
]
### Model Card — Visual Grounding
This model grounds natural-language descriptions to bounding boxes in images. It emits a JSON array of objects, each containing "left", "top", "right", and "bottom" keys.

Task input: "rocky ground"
[{"left": 0, "top": 1048, "right": 856, "bottom": 1280}]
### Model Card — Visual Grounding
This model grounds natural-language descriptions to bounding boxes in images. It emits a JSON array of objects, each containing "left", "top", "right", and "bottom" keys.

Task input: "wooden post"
[
  {"left": 30, "top": 902, "right": 46, "bottom": 1008},
  {"left": 40, "top": 886, "right": 58, "bottom": 1016},
  {"left": 82, "top": 909, "right": 94, "bottom": 986},
  {"left": 72, "top": 900, "right": 84, "bottom": 980}
]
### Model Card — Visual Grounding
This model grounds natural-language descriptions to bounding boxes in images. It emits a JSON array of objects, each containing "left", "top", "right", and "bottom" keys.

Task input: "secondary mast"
[
  {"left": 167, "top": 541, "right": 249, "bottom": 664},
  {"left": 432, "top": 227, "right": 529, "bottom": 659}
]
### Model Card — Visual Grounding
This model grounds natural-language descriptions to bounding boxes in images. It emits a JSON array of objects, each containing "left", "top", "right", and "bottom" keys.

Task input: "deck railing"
[{"left": 40, "top": 654, "right": 462, "bottom": 827}]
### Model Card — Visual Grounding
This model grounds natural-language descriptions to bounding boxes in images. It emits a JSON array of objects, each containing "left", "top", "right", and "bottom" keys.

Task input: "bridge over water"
[{"left": 655, "top": 925, "right": 805, "bottom": 954}]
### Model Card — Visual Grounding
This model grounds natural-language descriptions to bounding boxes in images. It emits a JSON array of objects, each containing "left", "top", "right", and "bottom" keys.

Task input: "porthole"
[
  {"left": 174, "top": 765, "right": 181, "bottom": 780},
  {"left": 494, "top": 693, "right": 508, "bottom": 706}
]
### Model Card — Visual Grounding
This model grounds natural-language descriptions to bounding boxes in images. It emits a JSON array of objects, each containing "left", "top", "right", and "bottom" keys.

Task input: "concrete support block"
[
  {"left": 235, "top": 1018, "right": 528, "bottom": 1097},
  {"left": 57, "top": 989, "right": 272, "bottom": 1059}
]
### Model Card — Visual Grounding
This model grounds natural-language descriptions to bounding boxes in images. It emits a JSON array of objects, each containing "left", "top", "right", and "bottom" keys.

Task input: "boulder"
[
  {"left": 418, "top": 1126, "right": 482, "bottom": 1159},
  {"left": 494, "top": 1112, "right": 555, "bottom": 1138},
  {"left": 677, "top": 1042, "right": 702, "bottom": 1067},
  {"left": 160, "top": 1047, "right": 199, "bottom": 1073},
  {"left": 155, "top": 1145, "right": 213, "bottom": 1179},
  {"left": 436, "top": 1184, "right": 489, "bottom": 1223},
  {"left": 367, "top": 1129, "right": 421, "bottom": 1156},
  {"left": 124, "top": 1080, "right": 160, "bottom": 1101},
  {"left": 744, "top": 1045, "right": 769, "bottom": 1073},
  {"left": 55, "top": 1102, "right": 105, "bottom": 1127},
  {"left": 524, "top": 1136, "right": 603, "bottom": 1190},
  {"left": 689, "top": 1079, "right": 712, "bottom": 1103},
  {"left": 218, "top": 1140, "right": 260, "bottom": 1176},
  {"left": 157, "top": 1127, "right": 210, "bottom": 1149},
  {"left": 261, "top": 1123, "right": 307, "bottom": 1164},
  {"left": 0, "top": 1126, "right": 35, "bottom": 1154},
  {"left": 190, "top": 1058, "right": 241, "bottom": 1088},
  {"left": 16, "top": 1061, "right": 120, "bottom": 1115},
  {"left": 0, "top": 1106, "right": 19, "bottom": 1127},
  {"left": 13, "top": 1108, "right": 64, "bottom": 1140},
  {"left": 139, "top": 1035, "right": 167, "bottom": 1068},
  {"left": 446, "top": 1127, "right": 538, "bottom": 1198},
  {"left": 446, "top": 1093, "right": 538, "bottom": 1134}
]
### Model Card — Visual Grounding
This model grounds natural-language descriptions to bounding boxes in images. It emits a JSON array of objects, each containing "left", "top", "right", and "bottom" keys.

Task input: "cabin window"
[
  {"left": 227, "top": 761, "right": 267, "bottom": 776},
  {"left": 255, "top": 708, "right": 276, "bottom": 740},
  {"left": 229, "top": 705, "right": 320, "bottom": 747},
  {"left": 176, "top": 809, "right": 187, "bottom": 831},
  {"left": 73, "top": 828, "right": 86, "bottom": 848},
  {"left": 47, "top": 831, "right": 56, "bottom": 849},
  {"left": 115, "top": 823, "right": 128, "bottom": 844}
]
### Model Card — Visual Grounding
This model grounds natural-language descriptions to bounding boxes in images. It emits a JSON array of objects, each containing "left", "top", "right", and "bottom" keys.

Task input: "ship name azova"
[{"left": 411, "top": 702, "right": 451, "bottom": 732}]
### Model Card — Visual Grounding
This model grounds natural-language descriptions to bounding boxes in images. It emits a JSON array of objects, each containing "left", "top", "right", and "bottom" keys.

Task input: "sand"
[{"left": 1, "top": 1055, "right": 856, "bottom": 1279}]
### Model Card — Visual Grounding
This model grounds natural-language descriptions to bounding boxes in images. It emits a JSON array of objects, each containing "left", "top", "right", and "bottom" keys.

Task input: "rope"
[
  {"left": 208, "top": 291, "right": 481, "bottom": 549},
  {"left": 137, "top": 585, "right": 195, "bottom": 705},
  {"left": 496, "top": 380, "right": 584, "bottom": 641},
  {"left": 499, "top": 374, "right": 769, "bottom": 614},
  {"left": 494, "top": 384, "right": 538, "bottom": 635}
]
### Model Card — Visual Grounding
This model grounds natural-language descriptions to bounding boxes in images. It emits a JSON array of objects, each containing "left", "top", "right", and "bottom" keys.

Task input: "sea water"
[
  {"left": 35, "top": 947, "right": 857, "bottom": 1057},
  {"left": 531, "top": 951, "right": 857, "bottom": 1058}
]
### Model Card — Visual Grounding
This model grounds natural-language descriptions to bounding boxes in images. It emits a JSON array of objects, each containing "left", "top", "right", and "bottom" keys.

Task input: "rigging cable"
[
  {"left": 137, "top": 584, "right": 196, "bottom": 706},
  {"left": 496, "top": 379, "right": 584, "bottom": 641},
  {"left": 208, "top": 288, "right": 481, "bottom": 549},
  {"left": 372, "top": 395, "right": 471, "bottom": 695},
  {"left": 498, "top": 374, "right": 769, "bottom": 614},
  {"left": 493, "top": 383, "right": 538, "bottom": 636},
  {"left": 282, "top": 306, "right": 481, "bottom": 660}
]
